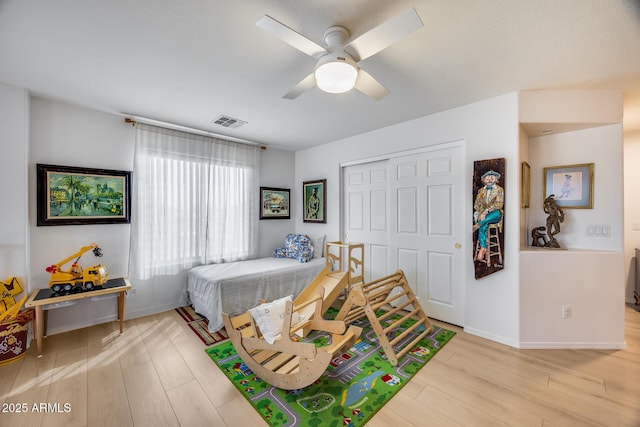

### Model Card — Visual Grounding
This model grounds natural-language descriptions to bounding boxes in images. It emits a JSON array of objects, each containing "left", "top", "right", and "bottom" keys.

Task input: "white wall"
[
  {"left": 624, "top": 129, "right": 640, "bottom": 302},
  {"left": 0, "top": 83, "right": 29, "bottom": 290},
  {"left": 29, "top": 98, "right": 135, "bottom": 333},
  {"left": 295, "top": 93, "right": 522, "bottom": 346},
  {"left": 528, "top": 125, "right": 624, "bottom": 251},
  {"left": 519, "top": 91, "right": 625, "bottom": 348},
  {"left": 27, "top": 96, "right": 295, "bottom": 335},
  {"left": 519, "top": 89, "right": 622, "bottom": 125},
  {"left": 258, "top": 148, "right": 295, "bottom": 257},
  {"left": 520, "top": 249, "right": 625, "bottom": 348}
]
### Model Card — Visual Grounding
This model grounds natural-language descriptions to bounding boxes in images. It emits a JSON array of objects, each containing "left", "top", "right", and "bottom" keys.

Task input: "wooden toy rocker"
[
  {"left": 334, "top": 269, "right": 433, "bottom": 366},
  {"left": 222, "top": 269, "right": 362, "bottom": 390}
]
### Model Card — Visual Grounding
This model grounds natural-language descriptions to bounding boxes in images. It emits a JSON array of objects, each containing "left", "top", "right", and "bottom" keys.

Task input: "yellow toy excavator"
[{"left": 45, "top": 243, "right": 108, "bottom": 293}]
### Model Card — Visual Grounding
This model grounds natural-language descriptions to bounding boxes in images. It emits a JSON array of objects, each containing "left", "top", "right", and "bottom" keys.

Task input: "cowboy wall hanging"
[{"left": 472, "top": 158, "right": 506, "bottom": 279}]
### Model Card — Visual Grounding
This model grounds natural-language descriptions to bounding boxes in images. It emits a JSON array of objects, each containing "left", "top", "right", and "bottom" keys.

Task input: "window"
[{"left": 130, "top": 124, "right": 260, "bottom": 280}]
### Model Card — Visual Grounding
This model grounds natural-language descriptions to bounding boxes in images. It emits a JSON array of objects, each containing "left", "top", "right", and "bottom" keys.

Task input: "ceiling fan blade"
[
  {"left": 345, "top": 8, "right": 423, "bottom": 62},
  {"left": 354, "top": 69, "right": 389, "bottom": 100},
  {"left": 255, "top": 15, "right": 328, "bottom": 59},
  {"left": 283, "top": 73, "right": 316, "bottom": 99}
]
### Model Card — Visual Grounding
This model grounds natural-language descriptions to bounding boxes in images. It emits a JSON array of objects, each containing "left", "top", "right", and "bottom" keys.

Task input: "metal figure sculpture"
[{"left": 531, "top": 195, "right": 565, "bottom": 248}]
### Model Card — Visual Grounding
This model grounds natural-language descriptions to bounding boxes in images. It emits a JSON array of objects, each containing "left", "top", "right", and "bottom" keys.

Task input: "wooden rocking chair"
[{"left": 222, "top": 270, "right": 362, "bottom": 390}]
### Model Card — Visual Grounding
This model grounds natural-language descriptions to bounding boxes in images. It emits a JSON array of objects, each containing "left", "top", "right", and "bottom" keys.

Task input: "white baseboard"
[
  {"left": 44, "top": 314, "right": 120, "bottom": 337},
  {"left": 463, "top": 326, "right": 520, "bottom": 348},
  {"left": 464, "top": 326, "right": 628, "bottom": 350},
  {"left": 38, "top": 300, "right": 182, "bottom": 337},
  {"left": 519, "top": 341, "right": 627, "bottom": 350},
  {"left": 124, "top": 301, "right": 182, "bottom": 321}
]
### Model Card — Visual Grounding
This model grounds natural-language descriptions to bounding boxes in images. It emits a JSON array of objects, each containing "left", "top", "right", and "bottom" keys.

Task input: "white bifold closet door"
[{"left": 342, "top": 143, "right": 465, "bottom": 326}]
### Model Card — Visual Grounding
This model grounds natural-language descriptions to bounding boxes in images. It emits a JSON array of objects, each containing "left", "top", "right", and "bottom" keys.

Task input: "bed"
[{"left": 187, "top": 256, "right": 326, "bottom": 332}]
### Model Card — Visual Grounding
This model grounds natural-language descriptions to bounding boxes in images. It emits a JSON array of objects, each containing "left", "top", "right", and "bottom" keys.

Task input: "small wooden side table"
[{"left": 24, "top": 277, "right": 132, "bottom": 357}]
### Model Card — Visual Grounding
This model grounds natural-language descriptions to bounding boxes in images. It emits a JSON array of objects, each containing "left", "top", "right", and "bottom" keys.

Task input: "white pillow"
[
  {"left": 248, "top": 295, "right": 294, "bottom": 344},
  {"left": 309, "top": 234, "right": 326, "bottom": 258}
]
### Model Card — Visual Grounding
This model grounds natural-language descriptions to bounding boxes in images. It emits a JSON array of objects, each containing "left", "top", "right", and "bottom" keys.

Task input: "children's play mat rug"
[{"left": 206, "top": 309, "right": 456, "bottom": 427}]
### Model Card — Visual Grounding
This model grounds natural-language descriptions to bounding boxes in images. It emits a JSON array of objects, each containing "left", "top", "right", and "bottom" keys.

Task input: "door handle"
[{"left": 455, "top": 243, "right": 462, "bottom": 249}]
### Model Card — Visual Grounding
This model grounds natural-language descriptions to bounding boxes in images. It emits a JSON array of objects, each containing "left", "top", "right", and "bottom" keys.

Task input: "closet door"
[
  {"left": 342, "top": 143, "right": 465, "bottom": 326},
  {"left": 389, "top": 145, "right": 465, "bottom": 325},
  {"left": 342, "top": 160, "right": 390, "bottom": 281}
]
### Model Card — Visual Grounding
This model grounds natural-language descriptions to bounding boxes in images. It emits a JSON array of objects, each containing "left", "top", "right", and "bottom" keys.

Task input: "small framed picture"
[
  {"left": 260, "top": 187, "right": 290, "bottom": 219},
  {"left": 521, "top": 161, "right": 530, "bottom": 208},
  {"left": 543, "top": 163, "right": 594, "bottom": 209},
  {"left": 303, "top": 179, "right": 326, "bottom": 223},
  {"left": 37, "top": 164, "right": 132, "bottom": 226}
]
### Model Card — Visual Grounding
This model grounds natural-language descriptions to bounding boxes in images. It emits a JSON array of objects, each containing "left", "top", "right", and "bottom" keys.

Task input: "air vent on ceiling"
[{"left": 212, "top": 115, "right": 247, "bottom": 129}]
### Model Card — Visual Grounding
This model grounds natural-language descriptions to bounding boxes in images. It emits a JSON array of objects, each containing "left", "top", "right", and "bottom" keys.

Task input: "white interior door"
[
  {"left": 342, "top": 159, "right": 390, "bottom": 282},
  {"left": 342, "top": 143, "right": 465, "bottom": 326}
]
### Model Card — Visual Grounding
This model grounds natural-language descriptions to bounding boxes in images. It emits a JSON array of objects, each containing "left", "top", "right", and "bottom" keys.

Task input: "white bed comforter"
[{"left": 187, "top": 257, "right": 326, "bottom": 332}]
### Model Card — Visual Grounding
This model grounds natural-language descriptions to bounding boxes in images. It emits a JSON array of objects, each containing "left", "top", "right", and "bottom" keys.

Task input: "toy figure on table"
[{"left": 45, "top": 243, "right": 108, "bottom": 294}]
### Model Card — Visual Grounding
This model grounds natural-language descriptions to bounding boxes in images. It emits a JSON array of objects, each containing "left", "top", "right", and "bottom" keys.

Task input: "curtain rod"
[{"left": 123, "top": 116, "right": 266, "bottom": 150}]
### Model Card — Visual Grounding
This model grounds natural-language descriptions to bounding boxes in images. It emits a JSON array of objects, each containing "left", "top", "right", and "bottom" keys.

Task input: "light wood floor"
[{"left": 1, "top": 306, "right": 639, "bottom": 427}]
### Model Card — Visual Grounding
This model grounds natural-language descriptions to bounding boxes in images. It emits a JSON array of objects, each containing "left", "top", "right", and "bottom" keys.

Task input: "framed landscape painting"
[
  {"left": 303, "top": 179, "right": 326, "bottom": 223},
  {"left": 260, "top": 187, "right": 290, "bottom": 219},
  {"left": 37, "top": 164, "right": 132, "bottom": 226}
]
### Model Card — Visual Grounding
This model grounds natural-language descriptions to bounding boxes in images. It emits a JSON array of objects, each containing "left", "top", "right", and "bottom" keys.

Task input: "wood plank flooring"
[{"left": 1, "top": 306, "right": 638, "bottom": 426}]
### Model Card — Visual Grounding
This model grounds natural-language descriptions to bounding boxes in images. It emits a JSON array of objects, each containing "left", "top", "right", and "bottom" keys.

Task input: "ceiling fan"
[{"left": 255, "top": 8, "right": 423, "bottom": 100}]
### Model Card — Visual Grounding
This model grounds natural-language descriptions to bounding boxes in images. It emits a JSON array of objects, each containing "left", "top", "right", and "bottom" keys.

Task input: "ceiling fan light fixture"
[{"left": 314, "top": 54, "right": 358, "bottom": 94}]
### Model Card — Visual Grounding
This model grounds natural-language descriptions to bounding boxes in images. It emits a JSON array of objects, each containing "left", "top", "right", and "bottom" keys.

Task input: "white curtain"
[{"left": 129, "top": 124, "right": 260, "bottom": 280}]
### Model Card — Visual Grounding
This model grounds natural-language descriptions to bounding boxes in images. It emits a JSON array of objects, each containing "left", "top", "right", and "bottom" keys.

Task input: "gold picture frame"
[
  {"left": 521, "top": 161, "right": 530, "bottom": 208},
  {"left": 543, "top": 163, "right": 594, "bottom": 209}
]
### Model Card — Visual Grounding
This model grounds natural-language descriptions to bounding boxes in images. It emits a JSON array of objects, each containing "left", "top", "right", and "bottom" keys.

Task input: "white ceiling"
[{"left": 2, "top": 0, "right": 640, "bottom": 150}]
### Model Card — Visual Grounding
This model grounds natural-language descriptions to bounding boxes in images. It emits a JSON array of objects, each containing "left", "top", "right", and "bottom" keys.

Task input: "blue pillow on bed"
[{"left": 273, "top": 234, "right": 314, "bottom": 263}]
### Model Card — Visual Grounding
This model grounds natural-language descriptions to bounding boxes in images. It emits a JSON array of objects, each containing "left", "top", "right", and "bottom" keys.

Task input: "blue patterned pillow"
[
  {"left": 273, "top": 247, "right": 288, "bottom": 258},
  {"left": 273, "top": 234, "right": 314, "bottom": 263}
]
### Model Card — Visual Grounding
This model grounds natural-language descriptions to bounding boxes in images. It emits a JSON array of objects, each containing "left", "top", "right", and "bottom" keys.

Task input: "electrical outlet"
[
  {"left": 128, "top": 288, "right": 137, "bottom": 296},
  {"left": 562, "top": 304, "right": 572, "bottom": 319}
]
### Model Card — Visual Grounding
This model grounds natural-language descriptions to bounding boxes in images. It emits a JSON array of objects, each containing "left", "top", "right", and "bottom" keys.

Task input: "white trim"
[
  {"left": 519, "top": 341, "right": 627, "bottom": 350},
  {"left": 124, "top": 301, "right": 183, "bottom": 320},
  {"left": 339, "top": 139, "right": 465, "bottom": 168},
  {"left": 42, "top": 300, "right": 183, "bottom": 337},
  {"left": 43, "top": 313, "right": 118, "bottom": 337},
  {"left": 463, "top": 326, "right": 521, "bottom": 348}
]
